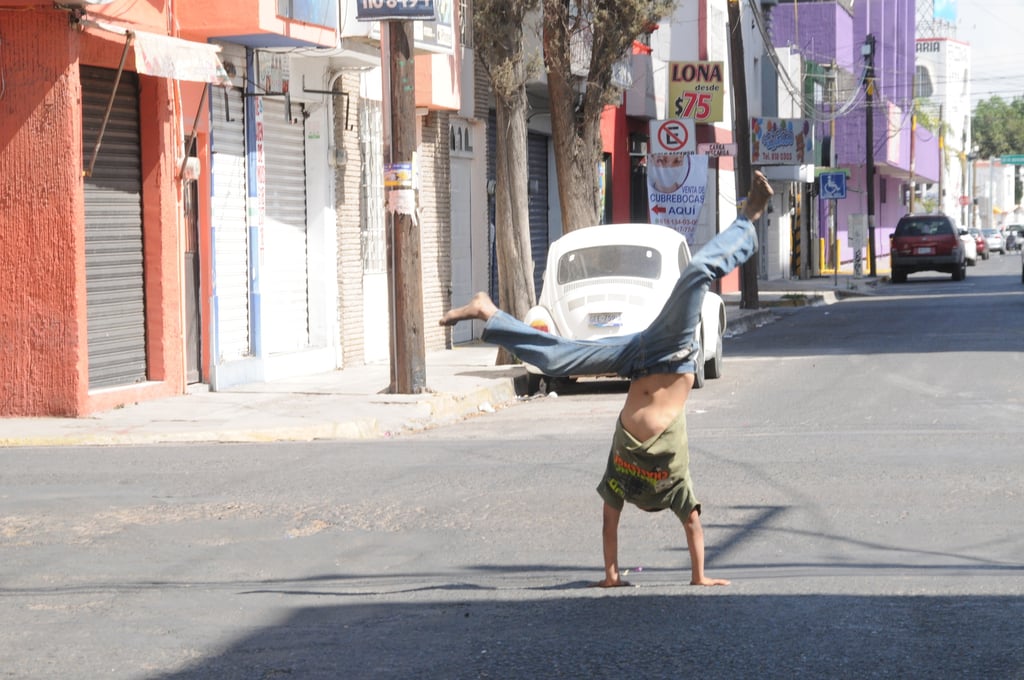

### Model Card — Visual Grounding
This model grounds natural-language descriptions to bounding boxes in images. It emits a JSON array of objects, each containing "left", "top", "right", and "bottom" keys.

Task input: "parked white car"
[
  {"left": 522, "top": 223, "right": 727, "bottom": 393},
  {"left": 955, "top": 223, "right": 977, "bottom": 265}
]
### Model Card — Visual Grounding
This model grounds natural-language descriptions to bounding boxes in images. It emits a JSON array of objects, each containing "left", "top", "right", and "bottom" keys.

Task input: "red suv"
[{"left": 890, "top": 214, "right": 966, "bottom": 283}]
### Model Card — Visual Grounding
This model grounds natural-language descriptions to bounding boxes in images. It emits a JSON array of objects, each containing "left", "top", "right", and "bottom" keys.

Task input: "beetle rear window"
[{"left": 557, "top": 245, "right": 662, "bottom": 284}]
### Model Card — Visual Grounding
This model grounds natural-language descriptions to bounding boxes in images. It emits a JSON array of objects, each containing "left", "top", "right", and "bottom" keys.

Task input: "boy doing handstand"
[{"left": 440, "top": 171, "right": 773, "bottom": 587}]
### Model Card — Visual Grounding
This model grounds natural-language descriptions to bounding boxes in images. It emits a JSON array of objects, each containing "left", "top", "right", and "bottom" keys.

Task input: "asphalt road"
[{"left": 2, "top": 255, "right": 1022, "bottom": 679}]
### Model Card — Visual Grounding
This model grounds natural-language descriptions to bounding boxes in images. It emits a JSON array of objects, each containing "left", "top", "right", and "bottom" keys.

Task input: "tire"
[
  {"left": 692, "top": 340, "right": 706, "bottom": 389},
  {"left": 952, "top": 259, "right": 966, "bottom": 281},
  {"left": 705, "top": 328, "right": 724, "bottom": 380},
  {"left": 892, "top": 267, "right": 907, "bottom": 283},
  {"left": 526, "top": 373, "right": 549, "bottom": 396}
]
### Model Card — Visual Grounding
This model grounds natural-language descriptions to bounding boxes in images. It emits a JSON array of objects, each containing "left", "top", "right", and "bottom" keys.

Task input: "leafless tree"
[
  {"left": 474, "top": 0, "right": 542, "bottom": 362},
  {"left": 543, "top": 0, "right": 672, "bottom": 232}
]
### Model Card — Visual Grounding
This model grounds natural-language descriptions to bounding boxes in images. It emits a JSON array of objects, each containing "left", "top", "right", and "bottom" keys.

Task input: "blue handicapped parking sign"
[{"left": 819, "top": 172, "right": 847, "bottom": 200}]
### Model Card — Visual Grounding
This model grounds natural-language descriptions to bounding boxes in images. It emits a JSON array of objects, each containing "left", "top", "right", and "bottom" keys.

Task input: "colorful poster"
[
  {"left": 750, "top": 117, "right": 814, "bottom": 165},
  {"left": 667, "top": 61, "right": 725, "bottom": 123},
  {"left": 646, "top": 153, "right": 709, "bottom": 243}
]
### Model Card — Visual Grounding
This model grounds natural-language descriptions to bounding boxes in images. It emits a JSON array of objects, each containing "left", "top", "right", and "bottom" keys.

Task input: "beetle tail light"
[{"left": 529, "top": 320, "right": 550, "bottom": 334}]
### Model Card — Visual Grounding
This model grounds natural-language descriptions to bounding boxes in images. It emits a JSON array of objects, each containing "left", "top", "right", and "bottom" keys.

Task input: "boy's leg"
[
  {"left": 441, "top": 293, "right": 638, "bottom": 378},
  {"left": 636, "top": 172, "right": 772, "bottom": 355},
  {"left": 439, "top": 292, "right": 498, "bottom": 326}
]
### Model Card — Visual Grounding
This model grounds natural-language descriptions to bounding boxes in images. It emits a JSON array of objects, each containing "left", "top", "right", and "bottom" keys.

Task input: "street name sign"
[
  {"left": 357, "top": 0, "right": 436, "bottom": 21},
  {"left": 697, "top": 142, "right": 737, "bottom": 157}
]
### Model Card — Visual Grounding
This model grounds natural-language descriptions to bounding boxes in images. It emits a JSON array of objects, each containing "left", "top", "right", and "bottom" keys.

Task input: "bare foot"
[
  {"left": 439, "top": 292, "right": 498, "bottom": 326},
  {"left": 742, "top": 171, "right": 774, "bottom": 221},
  {"left": 690, "top": 576, "right": 731, "bottom": 586},
  {"left": 589, "top": 579, "right": 633, "bottom": 588}
]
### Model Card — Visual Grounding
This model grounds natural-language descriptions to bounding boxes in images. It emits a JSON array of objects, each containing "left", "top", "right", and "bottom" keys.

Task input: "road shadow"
[{"left": 150, "top": 590, "right": 1024, "bottom": 679}]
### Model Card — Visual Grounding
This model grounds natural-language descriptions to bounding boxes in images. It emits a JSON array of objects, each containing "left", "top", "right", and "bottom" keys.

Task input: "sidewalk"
[{"left": 0, "top": 275, "right": 880, "bottom": 447}]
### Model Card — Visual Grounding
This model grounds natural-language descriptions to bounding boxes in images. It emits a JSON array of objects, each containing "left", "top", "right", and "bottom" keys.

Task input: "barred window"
[
  {"left": 360, "top": 99, "right": 386, "bottom": 274},
  {"left": 459, "top": 0, "right": 473, "bottom": 49}
]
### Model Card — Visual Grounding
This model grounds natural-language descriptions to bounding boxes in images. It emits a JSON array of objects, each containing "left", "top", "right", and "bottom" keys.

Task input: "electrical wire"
[{"left": 746, "top": 0, "right": 868, "bottom": 122}]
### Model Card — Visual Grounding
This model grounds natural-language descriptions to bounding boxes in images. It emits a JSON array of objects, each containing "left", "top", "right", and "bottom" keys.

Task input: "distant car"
[
  {"left": 1005, "top": 224, "right": 1024, "bottom": 251},
  {"left": 955, "top": 224, "right": 977, "bottom": 265},
  {"left": 522, "top": 223, "right": 726, "bottom": 392},
  {"left": 982, "top": 228, "right": 1004, "bottom": 255},
  {"left": 889, "top": 214, "right": 966, "bottom": 283},
  {"left": 970, "top": 228, "right": 988, "bottom": 260}
]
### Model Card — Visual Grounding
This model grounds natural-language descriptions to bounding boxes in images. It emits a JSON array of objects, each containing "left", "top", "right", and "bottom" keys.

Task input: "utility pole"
[
  {"left": 728, "top": 0, "right": 759, "bottom": 309},
  {"left": 937, "top": 104, "right": 944, "bottom": 213},
  {"left": 384, "top": 21, "right": 426, "bottom": 393},
  {"left": 864, "top": 34, "right": 877, "bottom": 277},
  {"left": 909, "top": 111, "right": 916, "bottom": 214}
]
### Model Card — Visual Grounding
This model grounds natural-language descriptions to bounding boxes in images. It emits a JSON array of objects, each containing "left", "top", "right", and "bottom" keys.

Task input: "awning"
[{"left": 83, "top": 20, "right": 229, "bottom": 85}]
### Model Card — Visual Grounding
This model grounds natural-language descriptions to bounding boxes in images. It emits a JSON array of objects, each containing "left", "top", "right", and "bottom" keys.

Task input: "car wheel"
[
  {"left": 892, "top": 268, "right": 907, "bottom": 283},
  {"left": 953, "top": 260, "right": 966, "bottom": 281},
  {"left": 705, "top": 327, "right": 723, "bottom": 380},
  {"left": 526, "top": 373, "right": 549, "bottom": 396},
  {"left": 692, "top": 341, "right": 706, "bottom": 389}
]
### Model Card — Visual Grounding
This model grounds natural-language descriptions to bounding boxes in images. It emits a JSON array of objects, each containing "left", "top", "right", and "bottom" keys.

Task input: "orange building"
[{"left": 0, "top": 0, "right": 336, "bottom": 415}]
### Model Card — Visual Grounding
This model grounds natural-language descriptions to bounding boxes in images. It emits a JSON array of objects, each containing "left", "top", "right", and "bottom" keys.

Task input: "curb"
[{"left": 0, "top": 381, "right": 526, "bottom": 447}]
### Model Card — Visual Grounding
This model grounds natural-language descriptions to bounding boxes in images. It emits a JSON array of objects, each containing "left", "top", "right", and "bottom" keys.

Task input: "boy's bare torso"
[{"left": 619, "top": 372, "right": 694, "bottom": 442}]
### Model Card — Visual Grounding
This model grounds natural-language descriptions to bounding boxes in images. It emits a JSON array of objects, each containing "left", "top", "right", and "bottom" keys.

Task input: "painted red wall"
[
  {"left": 600, "top": 105, "right": 633, "bottom": 223},
  {"left": 0, "top": 10, "right": 85, "bottom": 416},
  {"left": 0, "top": 8, "right": 189, "bottom": 415}
]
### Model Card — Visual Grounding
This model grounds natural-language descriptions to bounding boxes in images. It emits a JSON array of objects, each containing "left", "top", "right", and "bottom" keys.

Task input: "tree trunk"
[
  {"left": 493, "top": 93, "right": 536, "bottom": 323},
  {"left": 544, "top": 3, "right": 601, "bottom": 233},
  {"left": 471, "top": 0, "right": 541, "bottom": 365}
]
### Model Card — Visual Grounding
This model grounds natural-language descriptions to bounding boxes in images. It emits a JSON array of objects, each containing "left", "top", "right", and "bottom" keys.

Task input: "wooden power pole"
[
  {"left": 385, "top": 21, "right": 426, "bottom": 393},
  {"left": 728, "top": 0, "right": 760, "bottom": 309}
]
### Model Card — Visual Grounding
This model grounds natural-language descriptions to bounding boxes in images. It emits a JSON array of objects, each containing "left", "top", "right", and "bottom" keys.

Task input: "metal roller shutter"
[
  {"left": 486, "top": 111, "right": 497, "bottom": 302},
  {"left": 81, "top": 66, "right": 147, "bottom": 389},
  {"left": 210, "top": 86, "right": 250, "bottom": 360},
  {"left": 527, "top": 132, "right": 550, "bottom": 296},
  {"left": 261, "top": 98, "right": 310, "bottom": 353}
]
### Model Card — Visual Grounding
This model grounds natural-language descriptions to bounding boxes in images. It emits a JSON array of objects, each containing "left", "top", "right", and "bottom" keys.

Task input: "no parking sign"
[{"left": 649, "top": 119, "right": 696, "bottom": 155}]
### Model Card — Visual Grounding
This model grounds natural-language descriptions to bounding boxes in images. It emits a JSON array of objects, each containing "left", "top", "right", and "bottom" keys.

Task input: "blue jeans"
[{"left": 481, "top": 216, "right": 758, "bottom": 380}]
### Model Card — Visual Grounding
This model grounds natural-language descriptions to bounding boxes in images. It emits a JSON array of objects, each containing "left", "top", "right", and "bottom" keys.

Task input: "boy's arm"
[
  {"left": 683, "top": 509, "right": 730, "bottom": 586},
  {"left": 592, "top": 502, "right": 630, "bottom": 587}
]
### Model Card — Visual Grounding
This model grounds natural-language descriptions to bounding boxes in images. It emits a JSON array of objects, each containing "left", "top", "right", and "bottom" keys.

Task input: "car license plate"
[
  {"left": 589, "top": 312, "right": 622, "bottom": 328},
  {"left": 915, "top": 246, "right": 934, "bottom": 255}
]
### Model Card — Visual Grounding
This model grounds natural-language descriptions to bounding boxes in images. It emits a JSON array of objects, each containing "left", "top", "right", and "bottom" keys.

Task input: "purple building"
[{"left": 769, "top": 0, "right": 940, "bottom": 270}]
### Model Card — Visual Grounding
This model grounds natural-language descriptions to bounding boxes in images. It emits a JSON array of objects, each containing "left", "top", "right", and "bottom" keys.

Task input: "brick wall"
[
  {"left": 334, "top": 71, "right": 366, "bottom": 367},
  {"left": 418, "top": 110, "right": 452, "bottom": 352}
]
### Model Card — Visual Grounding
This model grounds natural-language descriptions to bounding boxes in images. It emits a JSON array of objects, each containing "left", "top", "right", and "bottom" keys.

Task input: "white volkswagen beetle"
[{"left": 522, "top": 223, "right": 727, "bottom": 393}]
